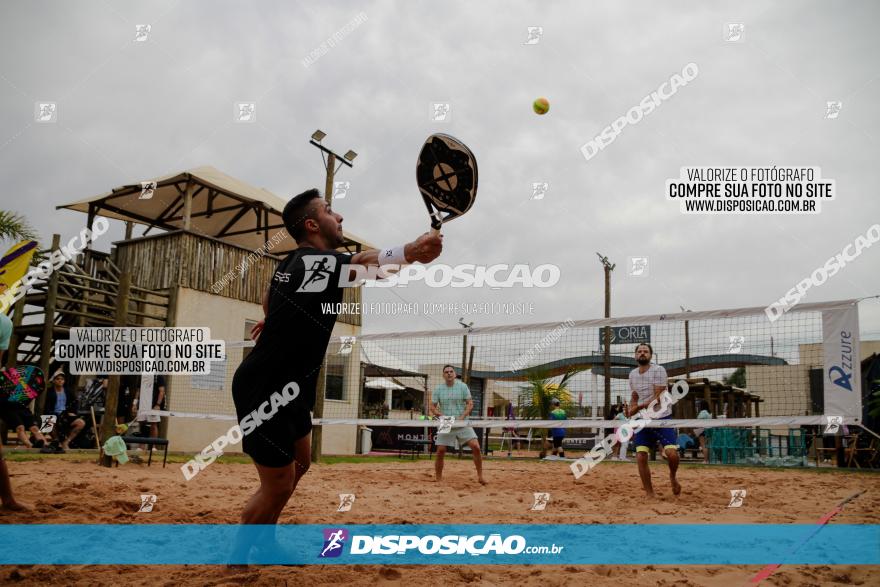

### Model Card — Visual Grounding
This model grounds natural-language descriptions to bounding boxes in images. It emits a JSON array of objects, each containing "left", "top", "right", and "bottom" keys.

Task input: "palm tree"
[
  {"left": 0, "top": 211, "right": 38, "bottom": 245},
  {"left": 516, "top": 368, "right": 581, "bottom": 458}
]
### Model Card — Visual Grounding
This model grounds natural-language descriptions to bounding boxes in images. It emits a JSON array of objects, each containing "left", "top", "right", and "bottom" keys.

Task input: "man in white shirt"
[{"left": 626, "top": 343, "right": 681, "bottom": 497}]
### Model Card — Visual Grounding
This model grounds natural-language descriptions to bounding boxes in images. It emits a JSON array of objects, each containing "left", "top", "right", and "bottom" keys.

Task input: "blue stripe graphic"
[{"left": 0, "top": 524, "right": 875, "bottom": 565}]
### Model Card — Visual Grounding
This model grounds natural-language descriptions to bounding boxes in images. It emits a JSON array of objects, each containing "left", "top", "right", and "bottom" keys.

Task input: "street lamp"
[
  {"left": 309, "top": 130, "right": 357, "bottom": 203},
  {"left": 596, "top": 252, "right": 615, "bottom": 418},
  {"left": 309, "top": 130, "right": 356, "bottom": 464}
]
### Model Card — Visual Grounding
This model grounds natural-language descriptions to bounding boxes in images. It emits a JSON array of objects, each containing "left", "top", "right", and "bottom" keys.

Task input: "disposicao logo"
[{"left": 319, "top": 528, "right": 348, "bottom": 558}]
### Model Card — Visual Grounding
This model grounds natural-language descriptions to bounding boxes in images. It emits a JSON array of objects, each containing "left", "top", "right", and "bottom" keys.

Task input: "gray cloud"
[{"left": 1, "top": 0, "right": 878, "bottom": 336}]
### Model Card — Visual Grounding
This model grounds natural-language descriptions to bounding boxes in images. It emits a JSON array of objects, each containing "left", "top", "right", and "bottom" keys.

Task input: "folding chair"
[
  {"left": 847, "top": 433, "right": 880, "bottom": 469},
  {"left": 815, "top": 434, "right": 846, "bottom": 465}
]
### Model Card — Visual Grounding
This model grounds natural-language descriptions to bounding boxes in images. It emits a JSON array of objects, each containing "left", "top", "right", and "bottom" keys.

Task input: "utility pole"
[
  {"left": 681, "top": 306, "right": 692, "bottom": 379},
  {"left": 308, "top": 130, "right": 357, "bottom": 464},
  {"left": 458, "top": 318, "right": 474, "bottom": 381},
  {"left": 596, "top": 253, "right": 615, "bottom": 419}
]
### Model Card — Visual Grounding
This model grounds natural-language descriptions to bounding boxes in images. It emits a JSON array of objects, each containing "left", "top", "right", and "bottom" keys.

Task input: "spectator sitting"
[
  {"left": 42, "top": 370, "right": 85, "bottom": 452},
  {"left": 0, "top": 313, "right": 27, "bottom": 510},
  {"left": 677, "top": 432, "right": 695, "bottom": 456},
  {"left": 0, "top": 396, "right": 48, "bottom": 449},
  {"left": 0, "top": 361, "right": 49, "bottom": 449}
]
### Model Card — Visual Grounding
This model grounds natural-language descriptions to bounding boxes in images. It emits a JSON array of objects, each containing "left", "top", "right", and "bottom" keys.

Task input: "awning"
[
  {"left": 56, "top": 165, "right": 373, "bottom": 254},
  {"left": 364, "top": 378, "right": 406, "bottom": 391}
]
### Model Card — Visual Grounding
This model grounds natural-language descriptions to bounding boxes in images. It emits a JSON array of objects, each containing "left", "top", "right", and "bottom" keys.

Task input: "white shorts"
[
  {"left": 436, "top": 426, "right": 478, "bottom": 448},
  {"left": 139, "top": 414, "right": 160, "bottom": 423}
]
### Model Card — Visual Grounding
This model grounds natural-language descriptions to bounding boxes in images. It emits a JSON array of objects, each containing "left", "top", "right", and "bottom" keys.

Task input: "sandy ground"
[{"left": 1, "top": 455, "right": 878, "bottom": 586}]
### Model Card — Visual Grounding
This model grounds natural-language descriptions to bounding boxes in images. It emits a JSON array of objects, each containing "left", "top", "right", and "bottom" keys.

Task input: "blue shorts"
[{"left": 633, "top": 416, "right": 678, "bottom": 453}]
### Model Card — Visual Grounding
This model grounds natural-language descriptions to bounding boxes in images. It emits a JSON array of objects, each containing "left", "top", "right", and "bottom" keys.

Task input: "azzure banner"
[{"left": 822, "top": 304, "right": 861, "bottom": 419}]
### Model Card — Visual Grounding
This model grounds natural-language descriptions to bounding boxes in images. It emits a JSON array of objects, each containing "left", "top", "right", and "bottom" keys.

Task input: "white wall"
[{"left": 165, "top": 287, "right": 362, "bottom": 455}]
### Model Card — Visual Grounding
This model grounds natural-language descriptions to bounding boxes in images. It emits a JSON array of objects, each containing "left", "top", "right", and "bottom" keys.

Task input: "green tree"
[
  {"left": 724, "top": 366, "right": 746, "bottom": 388},
  {"left": 0, "top": 211, "right": 38, "bottom": 245},
  {"left": 516, "top": 368, "right": 581, "bottom": 458}
]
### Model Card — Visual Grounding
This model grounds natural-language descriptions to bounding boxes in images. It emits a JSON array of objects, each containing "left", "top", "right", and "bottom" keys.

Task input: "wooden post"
[
  {"left": 310, "top": 157, "right": 341, "bottom": 464},
  {"left": 183, "top": 180, "right": 194, "bottom": 231},
  {"left": 324, "top": 154, "right": 336, "bottom": 203},
  {"left": 86, "top": 205, "right": 96, "bottom": 251},
  {"left": 36, "top": 235, "right": 61, "bottom": 416},
  {"left": 101, "top": 272, "right": 130, "bottom": 466},
  {"left": 311, "top": 158, "right": 339, "bottom": 464},
  {"left": 165, "top": 286, "right": 178, "bottom": 327},
  {"left": 6, "top": 297, "right": 25, "bottom": 368}
]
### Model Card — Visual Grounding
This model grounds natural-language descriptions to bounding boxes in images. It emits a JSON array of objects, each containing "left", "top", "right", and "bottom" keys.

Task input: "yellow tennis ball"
[{"left": 533, "top": 97, "right": 550, "bottom": 115}]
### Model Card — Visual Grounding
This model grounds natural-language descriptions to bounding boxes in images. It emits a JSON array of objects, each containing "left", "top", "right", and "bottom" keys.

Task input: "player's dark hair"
[
  {"left": 282, "top": 189, "right": 322, "bottom": 242},
  {"left": 442, "top": 364, "right": 456, "bottom": 372},
  {"left": 634, "top": 343, "right": 653, "bottom": 357}
]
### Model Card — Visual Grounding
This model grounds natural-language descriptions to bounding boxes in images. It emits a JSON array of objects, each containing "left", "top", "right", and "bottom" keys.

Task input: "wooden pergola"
[{"left": 57, "top": 165, "right": 370, "bottom": 253}]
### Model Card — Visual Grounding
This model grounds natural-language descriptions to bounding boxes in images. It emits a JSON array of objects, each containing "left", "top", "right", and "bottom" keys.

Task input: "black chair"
[{"left": 120, "top": 436, "right": 169, "bottom": 467}]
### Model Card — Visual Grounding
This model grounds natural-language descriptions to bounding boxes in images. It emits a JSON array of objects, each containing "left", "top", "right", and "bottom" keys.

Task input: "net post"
[{"left": 311, "top": 360, "right": 327, "bottom": 463}]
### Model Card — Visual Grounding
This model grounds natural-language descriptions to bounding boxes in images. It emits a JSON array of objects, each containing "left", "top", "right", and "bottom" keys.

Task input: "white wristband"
[{"left": 379, "top": 245, "right": 408, "bottom": 266}]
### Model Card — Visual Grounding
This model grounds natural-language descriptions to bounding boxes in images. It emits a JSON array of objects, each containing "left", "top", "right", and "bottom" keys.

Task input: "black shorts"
[
  {"left": 240, "top": 405, "right": 312, "bottom": 468},
  {"left": 0, "top": 405, "right": 35, "bottom": 430},
  {"left": 552, "top": 436, "right": 564, "bottom": 449},
  {"left": 232, "top": 379, "right": 313, "bottom": 468}
]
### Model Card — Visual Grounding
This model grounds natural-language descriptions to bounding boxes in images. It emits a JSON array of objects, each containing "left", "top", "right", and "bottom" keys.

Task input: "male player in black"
[{"left": 231, "top": 188, "right": 442, "bottom": 559}]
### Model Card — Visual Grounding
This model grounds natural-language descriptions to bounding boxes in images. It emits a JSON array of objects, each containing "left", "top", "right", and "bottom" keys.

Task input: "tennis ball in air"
[{"left": 533, "top": 97, "right": 550, "bottom": 115}]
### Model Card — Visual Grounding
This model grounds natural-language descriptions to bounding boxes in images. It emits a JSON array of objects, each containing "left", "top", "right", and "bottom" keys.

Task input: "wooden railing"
[{"left": 113, "top": 230, "right": 361, "bottom": 326}]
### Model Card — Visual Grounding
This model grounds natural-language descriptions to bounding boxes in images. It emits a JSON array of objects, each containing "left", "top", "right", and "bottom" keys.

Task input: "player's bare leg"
[
  {"left": 0, "top": 454, "right": 28, "bottom": 511},
  {"left": 636, "top": 450, "right": 655, "bottom": 497},
  {"left": 60, "top": 420, "right": 83, "bottom": 450},
  {"left": 240, "top": 462, "right": 296, "bottom": 525},
  {"left": 14, "top": 426, "right": 31, "bottom": 449},
  {"left": 467, "top": 439, "right": 487, "bottom": 485},
  {"left": 666, "top": 447, "right": 681, "bottom": 496},
  {"left": 434, "top": 445, "right": 446, "bottom": 481}
]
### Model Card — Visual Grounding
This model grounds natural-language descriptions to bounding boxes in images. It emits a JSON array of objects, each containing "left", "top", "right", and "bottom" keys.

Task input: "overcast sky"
[{"left": 1, "top": 0, "right": 878, "bottom": 339}]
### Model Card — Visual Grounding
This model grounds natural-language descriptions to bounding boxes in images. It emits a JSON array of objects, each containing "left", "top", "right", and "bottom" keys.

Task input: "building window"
[{"left": 326, "top": 374, "right": 344, "bottom": 401}]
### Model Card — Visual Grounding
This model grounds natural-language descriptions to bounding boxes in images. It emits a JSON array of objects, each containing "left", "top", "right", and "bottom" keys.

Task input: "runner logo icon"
[
  {"left": 320, "top": 528, "right": 348, "bottom": 558},
  {"left": 297, "top": 255, "right": 337, "bottom": 293}
]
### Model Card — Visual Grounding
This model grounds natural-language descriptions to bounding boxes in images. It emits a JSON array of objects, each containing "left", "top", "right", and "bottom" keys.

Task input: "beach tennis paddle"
[
  {"left": 416, "top": 133, "right": 478, "bottom": 235},
  {"left": 0, "top": 364, "right": 44, "bottom": 406}
]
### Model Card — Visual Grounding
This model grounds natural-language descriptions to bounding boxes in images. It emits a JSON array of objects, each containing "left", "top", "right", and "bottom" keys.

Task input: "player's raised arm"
[{"left": 348, "top": 232, "right": 443, "bottom": 268}]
